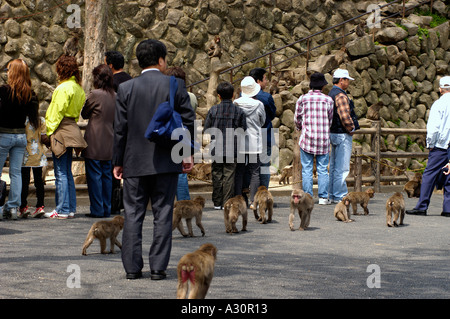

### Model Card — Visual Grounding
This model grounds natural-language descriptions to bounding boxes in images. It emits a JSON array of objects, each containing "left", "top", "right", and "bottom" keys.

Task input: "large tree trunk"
[{"left": 82, "top": 0, "right": 108, "bottom": 94}]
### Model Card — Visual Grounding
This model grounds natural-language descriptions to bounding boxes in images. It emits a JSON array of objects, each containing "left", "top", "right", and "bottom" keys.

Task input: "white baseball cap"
[
  {"left": 439, "top": 76, "right": 450, "bottom": 88},
  {"left": 333, "top": 69, "right": 355, "bottom": 80}
]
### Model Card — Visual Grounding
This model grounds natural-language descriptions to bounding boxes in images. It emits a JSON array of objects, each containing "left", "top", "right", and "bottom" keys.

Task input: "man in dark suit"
[{"left": 113, "top": 39, "right": 195, "bottom": 280}]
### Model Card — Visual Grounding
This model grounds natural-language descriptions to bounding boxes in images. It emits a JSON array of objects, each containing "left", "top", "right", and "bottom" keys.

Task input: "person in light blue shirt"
[{"left": 407, "top": 76, "right": 450, "bottom": 217}]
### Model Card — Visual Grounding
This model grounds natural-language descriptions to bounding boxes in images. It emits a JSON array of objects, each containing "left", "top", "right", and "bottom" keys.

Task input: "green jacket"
[{"left": 45, "top": 76, "right": 85, "bottom": 136}]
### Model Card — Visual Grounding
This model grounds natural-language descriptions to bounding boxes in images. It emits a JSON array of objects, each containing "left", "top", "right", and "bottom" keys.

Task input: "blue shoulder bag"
[{"left": 144, "top": 76, "right": 185, "bottom": 148}]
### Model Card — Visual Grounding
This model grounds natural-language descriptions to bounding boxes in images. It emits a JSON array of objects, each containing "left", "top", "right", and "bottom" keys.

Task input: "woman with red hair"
[{"left": 0, "top": 59, "right": 40, "bottom": 220}]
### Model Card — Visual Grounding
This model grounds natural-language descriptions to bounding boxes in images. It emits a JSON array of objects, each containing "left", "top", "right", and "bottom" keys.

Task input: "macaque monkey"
[
  {"left": 250, "top": 186, "right": 274, "bottom": 224},
  {"left": 289, "top": 189, "right": 314, "bottom": 231},
  {"left": 223, "top": 195, "right": 248, "bottom": 234},
  {"left": 355, "top": 21, "right": 366, "bottom": 37},
  {"left": 366, "top": 101, "right": 383, "bottom": 120},
  {"left": 386, "top": 192, "right": 405, "bottom": 227},
  {"left": 82, "top": 215, "right": 124, "bottom": 255},
  {"left": 334, "top": 198, "right": 353, "bottom": 222},
  {"left": 403, "top": 172, "right": 422, "bottom": 198},
  {"left": 176, "top": 243, "right": 218, "bottom": 299},
  {"left": 343, "top": 188, "right": 374, "bottom": 215},
  {"left": 207, "top": 35, "right": 222, "bottom": 58},
  {"left": 172, "top": 196, "right": 206, "bottom": 237},
  {"left": 279, "top": 165, "right": 293, "bottom": 185}
]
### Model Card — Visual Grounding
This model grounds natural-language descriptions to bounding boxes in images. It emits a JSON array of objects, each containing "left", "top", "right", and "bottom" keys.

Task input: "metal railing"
[{"left": 186, "top": 0, "right": 433, "bottom": 90}]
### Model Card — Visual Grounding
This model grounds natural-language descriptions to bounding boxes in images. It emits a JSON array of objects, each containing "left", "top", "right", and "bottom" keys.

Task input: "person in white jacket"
[
  {"left": 407, "top": 75, "right": 450, "bottom": 217},
  {"left": 234, "top": 76, "right": 266, "bottom": 205}
]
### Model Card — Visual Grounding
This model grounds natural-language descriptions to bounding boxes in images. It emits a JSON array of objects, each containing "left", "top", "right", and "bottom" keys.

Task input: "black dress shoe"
[
  {"left": 441, "top": 212, "right": 450, "bottom": 217},
  {"left": 150, "top": 270, "right": 167, "bottom": 280},
  {"left": 406, "top": 209, "right": 427, "bottom": 216},
  {"left": 85, "top": 213, "right": 103, "bottom": 218},
  {"left": 126, "top": 271, "right": 142, "bottom": 280}
]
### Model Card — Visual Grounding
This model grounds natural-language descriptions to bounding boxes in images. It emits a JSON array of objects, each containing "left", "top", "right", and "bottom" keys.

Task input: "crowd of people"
[{"left": 0, "top": 38, "right": 449, "bottom": 280}]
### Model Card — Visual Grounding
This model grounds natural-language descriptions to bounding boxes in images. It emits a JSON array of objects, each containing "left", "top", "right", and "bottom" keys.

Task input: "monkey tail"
[{"left": 181, "top": 264, "right": 195, "bottom": 284}]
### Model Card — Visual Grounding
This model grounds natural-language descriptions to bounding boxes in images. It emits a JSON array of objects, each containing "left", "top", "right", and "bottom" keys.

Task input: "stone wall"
[
  {"left": 271, "top": 13, "right": 449, "bottom": 172},
  {"left": 0, "top": 0, "right": 449, "bottom": 173}
]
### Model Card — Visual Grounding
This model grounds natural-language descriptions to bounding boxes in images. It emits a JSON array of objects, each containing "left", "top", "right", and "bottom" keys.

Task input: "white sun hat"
[
  {"left": 240, "top": 76, "right": 261, "bottom": 97},
  {"left": 333, "top": 69, "right": 355, "bottom": 80}
]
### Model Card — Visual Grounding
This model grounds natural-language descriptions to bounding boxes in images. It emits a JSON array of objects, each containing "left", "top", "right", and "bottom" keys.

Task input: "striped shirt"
[{"left": 294, "top": 90, "right": 334, "bottom": 155}]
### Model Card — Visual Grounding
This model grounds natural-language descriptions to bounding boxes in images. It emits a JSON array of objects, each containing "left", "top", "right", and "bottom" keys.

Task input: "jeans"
[
  {"left": 0, "top": 133, "right": 27, "bottom": 210},
  {"left": 328, "top": 133, "right": 353, "bottom": 201},
  {"left": 85, "top": 158, "right": 112, "bottom": 217},
  {"left": 176, "top": 173, "right": 190, "bottom": 201},
  {"left": 301, "top": 148, "right": 329, "bottom": 198},
  {"left": 259, "top": 146, "right": 272, "bottom": 188},
  {"left": 52, "top": 147, "right": 76, "bottom": 214}
]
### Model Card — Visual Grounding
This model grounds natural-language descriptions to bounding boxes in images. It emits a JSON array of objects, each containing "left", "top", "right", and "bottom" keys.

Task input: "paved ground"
[{"left": 0, "top": 186, "right": 448, "bottom": 306}]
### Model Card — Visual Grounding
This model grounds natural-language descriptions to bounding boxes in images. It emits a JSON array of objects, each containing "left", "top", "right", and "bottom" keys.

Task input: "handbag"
[{"left": 144, "top": 76, "right": 187, "bottom": 148}]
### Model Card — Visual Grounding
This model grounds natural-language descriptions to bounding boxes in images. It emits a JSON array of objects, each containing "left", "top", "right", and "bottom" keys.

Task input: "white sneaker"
[
  {"left": 10, "top": 207, "right": 18, "bottom": 220},
  {"left": 44, "top": 210, "right": 68, "bottom": 219},
  {"left": 68, "top": 212, "right": 75, "bottom": 218},
  {"left": 318, "top": 198, "right": 332, "bottom": 205},
  {"left": 213, "top": 206, "right": 222, "bottom": 210}
]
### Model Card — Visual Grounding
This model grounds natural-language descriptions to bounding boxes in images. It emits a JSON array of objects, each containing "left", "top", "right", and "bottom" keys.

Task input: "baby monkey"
[
  {"left": 289, "top": 189, "right": 314, "bottom": 231},
  {"left": 342, "top": 188, "right": 374, "bottom": 215},
  {"left": 82, "top": 215, "right": 124, "bottom": 255},
  {"left": 386, "top": 192, "right": 405, "bottom": 227},
  {"left": 223, "top": 195, "right": 248, "bottom": 234},
  {"left": 333, "top": 198, "right": 353, "bottom": 222},
  {"left": 172, "top": 196, "right": 206, "bottom": 237}
]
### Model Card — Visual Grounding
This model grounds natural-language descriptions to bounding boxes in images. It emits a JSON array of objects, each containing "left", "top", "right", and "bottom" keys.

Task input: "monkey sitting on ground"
[
  {"left": 334, "top": 198, "right": 353, "bottom": 223},
  {"left": 177, "top": 243, "right": 218, "bottom": 299},
  {"left": 279, "top": 165, "right": 293, "bottom": 185},
  {"left": 342, "top": 188, "right": 374, "bottom": 215},
  {"left": 289, "top": 189, "right": 314, "bottom": 231},
  {"left": 250, "top": 186, "right": 274, "bottom": 224},
  {"left": 82, "top": 215, "right": 124, "bottom": 255},
  {"left": 386, "top": 192, "right": 405, "bottom": 227},
  {"left": 223, "top": 195, "right": 248, "bottom": 234},
  {"left": 172, "top": 196, "right": 206, "bottom": 237},
  {"left": 403, "top": 172, "right": 422, "bottom": 198}
]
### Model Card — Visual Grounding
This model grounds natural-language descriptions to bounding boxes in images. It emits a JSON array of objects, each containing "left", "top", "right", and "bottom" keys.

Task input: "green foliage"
[
  {"left": 417, "top": 27, "right": 429, "bottom": 41},
  {"left": 414, "top": 8, "right": 448, "bottom": 28}
]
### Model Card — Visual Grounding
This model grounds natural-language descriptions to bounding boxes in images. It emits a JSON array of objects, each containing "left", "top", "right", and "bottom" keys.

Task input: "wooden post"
[
  {"left": 292, "top": 130, "right": 302, "bottom": 190},
  {"left": 354, "top": 146, "right": 362, "bottom": 192},
  {"left": 82, "top": 0, "right": 108, "bottom": 94},
  {"left": 371, "top": 121, "right": 381, "bottom": 193}
]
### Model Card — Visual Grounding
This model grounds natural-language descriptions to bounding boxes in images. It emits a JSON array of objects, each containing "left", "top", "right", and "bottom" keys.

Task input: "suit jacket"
[{"left": 113, "top": 69, "right": 195, "bottom": 178}]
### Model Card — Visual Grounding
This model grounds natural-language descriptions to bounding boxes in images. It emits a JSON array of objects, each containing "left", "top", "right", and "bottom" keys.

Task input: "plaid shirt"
[
  {"left": 294, "top": 90, "right": 334, "bottom": 155},
  {"left": 203, "top": 99, "right": 247, "bottom": 158}
]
